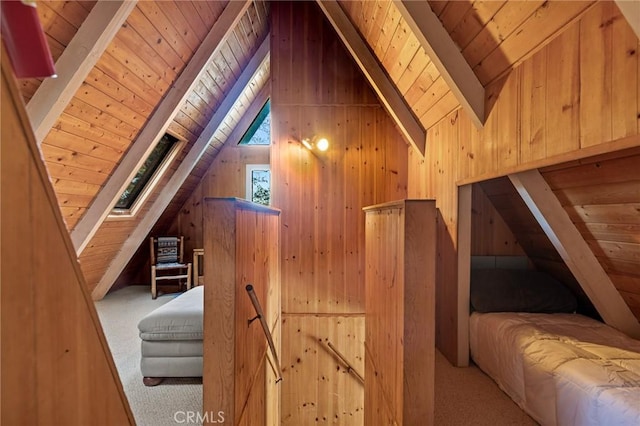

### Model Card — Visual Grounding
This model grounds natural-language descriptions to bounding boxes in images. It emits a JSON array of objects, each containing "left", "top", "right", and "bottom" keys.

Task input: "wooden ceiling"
[
  {"left": 340, "top": 0, "right": 595, "bottom": 129},
  {"left": 14, "top": 0, "right": 637, "bottom": 306}
]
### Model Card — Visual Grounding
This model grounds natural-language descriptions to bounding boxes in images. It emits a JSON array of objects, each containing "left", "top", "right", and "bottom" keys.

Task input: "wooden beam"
[
  {"left": 456, "top": 184, "right": 472, "bottom": 367},
  {"left": 223, "top": 83, "right": 270, "bottom": 149},
  {"left": 26, "top": 0, "right": 137, "bottom": 144},
  {"left": 91, "top": 35, "right": 270, "bottom": 300},
  {"left": 509, "top": 169, "right": 640, "bottom": 339},
  {"left": 71, "top": 0, "right": 251, "bottom": 254},
  {"left": 616, "top": 0, "right": 640, "bottom": 39},
  {"left": 395, "top": 0, "right": 485, "bottom": 129},
  {"left": 316, "top": 0, "right": 426, "bottom": 156}
]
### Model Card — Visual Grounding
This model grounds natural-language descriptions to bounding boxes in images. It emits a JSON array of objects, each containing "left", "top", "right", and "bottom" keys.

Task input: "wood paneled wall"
[
  {"left": 541, "top": 149, "right": 640, "bottom": 319},
  {"left": 364, "top": 200, "right": 436, "bottom": 425},
  {"left": 478, "top": 177, "right": 596, "bottom": 317},
  {"left": 271, "top": 2, "right": 408, "bottom": 423},
  {"left": 203, "top": 198, "right": 280, "bottom": 426},
  {"left": 471, "top": 183, "right": 524, "bottom": 256},
  {"left": 1, "top": 53, "right": 134, "bottom": 426},
  {"left": 171, "top": 143, "right": 270, "bottom": 263},
  {"left": 408, "top": 2, "right": 639, "bottom": 364}
]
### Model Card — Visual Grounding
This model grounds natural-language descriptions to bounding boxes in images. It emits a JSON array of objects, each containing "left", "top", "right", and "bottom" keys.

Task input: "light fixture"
[
  {"left": 316, "top": 138, "right": 329, "bottom": 152},
  {"left": 301, "top": 138, "right": 313, "bottom": 150},
  {"left": 299, "top": 136, "right": 330, "bottom": 152}
]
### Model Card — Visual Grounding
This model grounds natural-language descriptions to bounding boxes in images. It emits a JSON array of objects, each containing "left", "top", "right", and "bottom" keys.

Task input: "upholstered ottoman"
[{"left": 138, "top": 286, "right": 203, "bottom": 386}]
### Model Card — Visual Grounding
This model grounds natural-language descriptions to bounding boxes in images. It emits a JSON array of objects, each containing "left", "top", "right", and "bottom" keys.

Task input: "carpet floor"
[
  {"left": 96, "top": 285, "right": 535, "bottom": 425},
  {"left": 95, "top": 285, "right": 202, "bottom": 426}
]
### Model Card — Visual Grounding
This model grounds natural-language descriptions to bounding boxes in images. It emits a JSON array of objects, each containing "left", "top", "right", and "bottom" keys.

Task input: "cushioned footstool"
[{"left": 138, "top": 286, "right": 204, "bottom": 386}]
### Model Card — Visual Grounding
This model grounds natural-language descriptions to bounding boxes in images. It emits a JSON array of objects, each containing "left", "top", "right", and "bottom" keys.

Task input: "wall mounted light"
[{"left": 300, "top": 136, "right": 330, "bottom": 152}]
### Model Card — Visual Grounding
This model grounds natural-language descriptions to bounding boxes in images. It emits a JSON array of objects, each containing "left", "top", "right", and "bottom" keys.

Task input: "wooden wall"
[
  {"left": 364, "top": 200, "right": 436, "bottom": 425},
  {"left": 203, "top": 198, "right": 280, "bottom": 426},
  {"left": 478, "top": 177, "right": 596, "bottom": 317},
  {"left": 408, "top": 2, "right": 640, "bottom": 364},
  {"left": 271, "top": 2, "right": 408, "bottom": 423},
  {"left": 1, "top": 52, "right": 134, "bottom": 426},
  {"left": 541, "top": 148, "right": 640, "bottom": 319},
  {"left": 170, "top": 143, "right": 270, "bottom": 264},
  {"left": 471, "top": 183, "right": 524, "bottom": 256}
]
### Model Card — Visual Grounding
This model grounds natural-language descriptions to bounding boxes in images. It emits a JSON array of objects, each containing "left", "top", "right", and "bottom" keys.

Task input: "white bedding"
[{"left": 470, "top": 312, "right": 640, "bottom": 426}]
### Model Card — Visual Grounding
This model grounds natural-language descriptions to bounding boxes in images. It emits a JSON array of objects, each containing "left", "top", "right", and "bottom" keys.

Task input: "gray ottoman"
[{"left": 138, "top": 286, "right": 203, "bottom": 386}]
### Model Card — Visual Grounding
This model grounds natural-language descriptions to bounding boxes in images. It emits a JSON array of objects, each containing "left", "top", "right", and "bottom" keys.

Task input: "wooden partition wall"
[
  {"left": 203, "top": 198, "right": 280, "bottom": 426},
  {"left": 364, "top": 200, "right": 436, "bottom": 425},
  {"left": 1, "top": 53, "right": 134, "bottom": 424}
]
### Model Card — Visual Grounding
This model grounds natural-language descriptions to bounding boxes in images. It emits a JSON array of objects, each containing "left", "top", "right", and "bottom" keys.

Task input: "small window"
[
  {"left": 246, "top": 164, "right": 270, "bottom": 206},
  {"left": 111, "top": 133, "right": 180, "bottom": 216},
  {"left": 239, "top": 100, "right": 270, "bottom": 145}
]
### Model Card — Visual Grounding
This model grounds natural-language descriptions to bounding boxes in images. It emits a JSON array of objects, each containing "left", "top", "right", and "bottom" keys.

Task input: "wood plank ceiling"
[
  {"left": 20, "top": 1, "right": 270, "bottom": 296},
  {"left": 16, "top": 0, "right": 638, "bottom": 316},
  {"left": 339, "top": 0, "right": 595, "bottom": 129}
]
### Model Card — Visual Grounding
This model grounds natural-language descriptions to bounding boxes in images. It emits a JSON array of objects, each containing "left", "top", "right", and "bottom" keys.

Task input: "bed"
[
  {"left": 469, "top": 269, "right": 640, "bottom": 426},
  {"left": 137, "top": 285, "right": 203, "bottom": 386}
]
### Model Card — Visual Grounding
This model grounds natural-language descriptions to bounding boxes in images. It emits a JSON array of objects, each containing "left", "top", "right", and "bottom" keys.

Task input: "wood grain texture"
[
  {"left": 542, "top": 151, "right": 640, "bottom": 321},
  {"left": 364, "top": 200, "right": 436, "bottom": 425},
  {"left": 1, "top": 50, "right": 134, "bottom": 426},
  {"left": 271, "top": 2, "right": 408, "bottom": 422},
  {"left": 280, "top": 315, "right": 365, "bottom": 425},
  {"left": 203, "top": 198, "right": 280, "bottom": 425}
]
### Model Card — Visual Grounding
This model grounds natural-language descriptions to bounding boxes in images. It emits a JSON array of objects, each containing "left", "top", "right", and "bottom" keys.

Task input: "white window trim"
[
  {"left": 246, "top": 164, "right": 270, "bottom": 205},
  {"left": 108, "top": 136, "right": 184, "bottom": 218}
]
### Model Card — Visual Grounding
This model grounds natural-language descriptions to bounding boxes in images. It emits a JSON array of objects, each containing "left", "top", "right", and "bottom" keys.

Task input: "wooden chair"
[{"left": 150, "top": 236, "right": 192, "bottom": 299}]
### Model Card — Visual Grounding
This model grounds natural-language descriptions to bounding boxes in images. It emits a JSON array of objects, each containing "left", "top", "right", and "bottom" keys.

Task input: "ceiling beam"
[
  {"left": 509, "top": 169, "right": 640, "bottom": 339},
  {"left": 71, "top": 0, "right": 252, "bottom": 255},
  {"left": 91, "top": 35, "right": 270, "bottom": 300},
  {"left": 224, "top": 82, "right": 270, "bottom": 149},
  {"left": 26, "top": 0, "right": 137, "bottom": 144},
  {"left": 316, "top": 0, "right": 426, "bottom": 156},
  {"left": 395, "top": 0, "right": 485, "bottom": 129},
  {"left": 616, "top": 0, "right": 640, "bottom": 39}
]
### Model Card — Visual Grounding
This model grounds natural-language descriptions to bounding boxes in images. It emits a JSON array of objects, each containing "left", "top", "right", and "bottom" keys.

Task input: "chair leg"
[
  {"left": 187, "top": 263, "right": 192, "bottom": 290},
  {"left": 151, "top": 266, "right": 157, "bottom": 299}
]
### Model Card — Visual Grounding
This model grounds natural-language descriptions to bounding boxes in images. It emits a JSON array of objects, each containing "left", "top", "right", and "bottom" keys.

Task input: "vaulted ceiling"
[{"left": 16, "top": 0, "right": 637, "bottom": 304}]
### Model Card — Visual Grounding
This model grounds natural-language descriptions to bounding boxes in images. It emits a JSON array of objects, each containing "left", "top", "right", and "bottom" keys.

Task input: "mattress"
[{"left": 470, "top": 312, "right": 640, "bottom": 426}]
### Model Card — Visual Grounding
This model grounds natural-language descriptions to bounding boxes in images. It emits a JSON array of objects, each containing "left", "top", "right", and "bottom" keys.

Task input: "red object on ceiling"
[{"left": 1, "top": 0, "right": 56, "bottom": 78}]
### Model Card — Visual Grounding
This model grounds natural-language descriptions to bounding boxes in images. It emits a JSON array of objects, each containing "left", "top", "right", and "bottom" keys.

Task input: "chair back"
[{"left": 150, "top": 236, "right": 184, "bottom": 265}]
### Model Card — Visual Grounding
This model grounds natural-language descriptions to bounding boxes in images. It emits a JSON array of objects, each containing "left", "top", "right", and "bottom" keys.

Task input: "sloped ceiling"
[
  {"left": 18, "top": 0, "right": 635, "bottom": 302},
  {"left": 478, "top": 147, "right": 640, "bottom": 324}
]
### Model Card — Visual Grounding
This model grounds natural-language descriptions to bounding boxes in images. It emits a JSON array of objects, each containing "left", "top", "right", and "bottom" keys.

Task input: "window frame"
[
  {"left": 109, "top": 133, "right": 184, "bottom": 218},
  {"left": 238, "top": 99, "right": 270, "bottom": 146},
  {"left": 246, "top": 164, "right": 271, "bottom": 206}
]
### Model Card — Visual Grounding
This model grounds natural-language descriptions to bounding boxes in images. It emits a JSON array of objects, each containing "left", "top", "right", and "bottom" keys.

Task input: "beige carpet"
[
  {"left": 95, "top": 285, "right": 203, "bottom": 426},
  {"left": 96, "top": 285, "right": 535, "bottom": 425},
  {"left": 434, "top": 351, "right": 536, "bottom": 425}
]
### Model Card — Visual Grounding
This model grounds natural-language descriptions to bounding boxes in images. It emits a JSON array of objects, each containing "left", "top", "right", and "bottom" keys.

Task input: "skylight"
[
  {"left": 113, "top": 133, "right": 180, "bottom": 213},
  {"left": 239, "top": 100, "right": 270, "bottom": 145}
]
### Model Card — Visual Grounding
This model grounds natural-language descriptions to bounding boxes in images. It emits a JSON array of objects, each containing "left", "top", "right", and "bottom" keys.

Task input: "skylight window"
[
  {"left": 112, "top": 133, "right": 180, "bottom": 215},
  {"left": 239, "top": 100, "right": 270, "bottom": 145}
]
